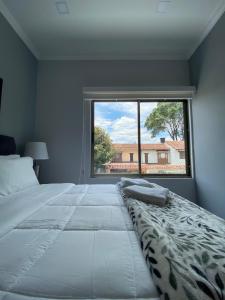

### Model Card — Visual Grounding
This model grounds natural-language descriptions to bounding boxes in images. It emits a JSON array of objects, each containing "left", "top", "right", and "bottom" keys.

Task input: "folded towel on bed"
[
  {"left": 119, "top": 177, "right": 154, "bottom": 188},
  {"left": 123, "top": 185, "right": 169, "bottom": 206}
]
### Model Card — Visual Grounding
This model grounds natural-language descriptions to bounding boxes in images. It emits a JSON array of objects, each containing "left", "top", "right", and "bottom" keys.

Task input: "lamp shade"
[{"left": 24, "top": 142, "right": 49, "bottom": 160}]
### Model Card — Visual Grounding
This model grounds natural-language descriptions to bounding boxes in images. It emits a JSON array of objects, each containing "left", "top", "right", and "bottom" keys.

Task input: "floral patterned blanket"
[{"left": 119, "top": 185, "right": 225, "bottom": 300}]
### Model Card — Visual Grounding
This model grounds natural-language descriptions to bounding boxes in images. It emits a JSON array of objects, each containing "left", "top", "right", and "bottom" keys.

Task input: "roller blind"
[{"left": 83, "top": 86, "right": 196, "bottom": 100}]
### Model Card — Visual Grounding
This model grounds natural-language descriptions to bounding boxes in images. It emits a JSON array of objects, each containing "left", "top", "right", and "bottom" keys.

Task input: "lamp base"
[{"left": 34, "top": 164, "right": 40, "bottom": 178}]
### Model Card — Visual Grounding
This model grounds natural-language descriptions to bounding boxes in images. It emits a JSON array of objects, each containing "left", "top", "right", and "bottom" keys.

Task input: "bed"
[{"left": 0, "top": 136, "right": 224, "bottom": 300}]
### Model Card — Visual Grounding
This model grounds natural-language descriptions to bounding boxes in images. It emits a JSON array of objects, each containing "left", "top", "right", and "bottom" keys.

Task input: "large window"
[{"left": 91, "top": 100, "right": 191, "bottom": 176}]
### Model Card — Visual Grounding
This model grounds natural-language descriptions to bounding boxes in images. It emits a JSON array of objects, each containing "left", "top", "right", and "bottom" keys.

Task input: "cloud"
[
  {"left": 95, "top": 114, "right": 161, "bottom": 144},
  {"left": 110, "top": 116, "right": 138, "bottom": 143},
  {"left": 95, "top": 116, "right": 112, "bottom": 130},
  {"left": 96, "top": 102, "right": 137, "bottom": 117},
  {"left": 141, "top": 127, "right": 159, "bottom": 143},
  {"left": 140, "top": 102, "right": 157, "bottom": 120},
  {"left": 94, "top": 101, "right": 168, "bottom": 144},
  {"left": 113, "top": 102, "right": 137, "bottom": 116}
]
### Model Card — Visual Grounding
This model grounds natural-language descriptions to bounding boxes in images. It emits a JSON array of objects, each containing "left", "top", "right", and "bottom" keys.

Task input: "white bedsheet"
[
  {"left": 64, "top": 206, "right": 133, "bottom": 230},
  {"left": 0, "top": 184, "right": 159, "bottom": 300},
  {"left": 0, "top": 183, "right": 74, "bottom": 237}
]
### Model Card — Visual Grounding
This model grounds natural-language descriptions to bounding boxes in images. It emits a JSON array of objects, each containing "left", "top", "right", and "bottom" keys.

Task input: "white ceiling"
[{"left": 1, "top": 0, "right": 225, "bottom": 60}]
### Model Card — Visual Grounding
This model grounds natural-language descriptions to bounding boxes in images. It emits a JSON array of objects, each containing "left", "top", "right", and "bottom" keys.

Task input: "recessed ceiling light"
[
  {"left": 55, "top": 1, "right": 69, "bottom": 15},
  {"left": 157, "top": 1, "right": 171, "bottom": 14}
]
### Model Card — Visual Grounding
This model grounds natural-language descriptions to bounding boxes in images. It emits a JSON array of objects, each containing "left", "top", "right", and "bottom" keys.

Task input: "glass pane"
[
  {"left": 93, "top": 102, "right": 139, "bottom": 174},
  {"left": 140, "top": 101, "right": 187, "bottom": 175}
]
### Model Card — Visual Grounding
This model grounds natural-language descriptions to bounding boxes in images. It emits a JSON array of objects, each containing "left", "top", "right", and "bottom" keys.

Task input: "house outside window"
[{"left": 92, "top": 100, "right": 191, "bottom": 176}]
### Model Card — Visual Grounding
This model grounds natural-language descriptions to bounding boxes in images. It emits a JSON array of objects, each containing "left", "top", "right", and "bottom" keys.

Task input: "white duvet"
[{"left": 0, "top": 184, "right": 159, "bottom": 300}]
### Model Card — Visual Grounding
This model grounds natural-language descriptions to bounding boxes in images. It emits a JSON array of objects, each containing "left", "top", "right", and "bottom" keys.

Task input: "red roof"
[
  {"left": 113, "top": 143, "right": 169, "bottom": 151},
  {"left": 166, "top": 141, "right": 185, "bottom": 150}
]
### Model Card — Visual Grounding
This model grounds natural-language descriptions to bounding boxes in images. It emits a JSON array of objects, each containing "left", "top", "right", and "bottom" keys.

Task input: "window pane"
[
  {"left": 93, "top": 102, "right": 139, "bottom": 175},
  {"left": 140, "top": 101, "right": 187, "bottom": 175}
]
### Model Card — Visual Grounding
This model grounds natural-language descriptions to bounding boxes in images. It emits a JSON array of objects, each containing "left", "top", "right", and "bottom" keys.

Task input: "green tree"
[
  {"left": 145, "top": 102, "right": 184, "bottom": 140},
  {"left": 94, "top": 126, "right": 114, "bottom": 168}
]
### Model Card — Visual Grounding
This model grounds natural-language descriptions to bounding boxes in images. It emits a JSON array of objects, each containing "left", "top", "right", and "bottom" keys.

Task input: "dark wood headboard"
[{"left": 0, "top": 135, "right": 16, "bottom": 155}]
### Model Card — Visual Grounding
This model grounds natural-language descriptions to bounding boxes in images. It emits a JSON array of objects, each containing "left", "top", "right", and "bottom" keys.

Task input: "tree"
[
  {"left": 94, "top": 126, "right": 114, "bottom": 168},
  {"left": 144, "top": 102, "right": 184, "bottom": 140}
]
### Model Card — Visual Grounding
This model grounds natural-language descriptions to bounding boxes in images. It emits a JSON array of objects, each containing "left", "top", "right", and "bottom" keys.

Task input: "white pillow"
[
  {"left": 0, "top": 157, "right": 39, "bottom": 196},
  {"left": 0, "top": 155, "right": 20, "bottom": 159}
]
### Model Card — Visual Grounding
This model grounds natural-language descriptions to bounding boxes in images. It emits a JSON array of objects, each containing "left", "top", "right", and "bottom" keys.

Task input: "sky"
[{"left": 94, "top": 102, "right": 170, "bottom": 144}]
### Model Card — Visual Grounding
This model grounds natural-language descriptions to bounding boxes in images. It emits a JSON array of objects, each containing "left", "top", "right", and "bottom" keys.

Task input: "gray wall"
[
  {"left": 190, "top": 13, "right": 225, "bottom": 218},
  {"left": 0, "top": 13, "right": 37, "bottom": 153},
  {"left": 35, "top": 60, "right": 196, "bottom": 202}
]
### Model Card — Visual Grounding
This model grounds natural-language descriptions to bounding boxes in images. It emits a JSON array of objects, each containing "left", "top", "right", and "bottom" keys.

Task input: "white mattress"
[{"left": 0, "top": 184, "right": 159, "bottom": 300}]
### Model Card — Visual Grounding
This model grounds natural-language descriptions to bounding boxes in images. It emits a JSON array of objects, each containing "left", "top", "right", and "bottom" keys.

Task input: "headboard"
[{"left": 0, "top": 135, "right": 16, "bottom": 155}]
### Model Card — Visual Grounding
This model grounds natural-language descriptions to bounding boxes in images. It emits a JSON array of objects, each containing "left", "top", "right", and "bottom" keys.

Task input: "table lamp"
[{"left": 24, "top": 142, "right": 49, "bottom": 178}]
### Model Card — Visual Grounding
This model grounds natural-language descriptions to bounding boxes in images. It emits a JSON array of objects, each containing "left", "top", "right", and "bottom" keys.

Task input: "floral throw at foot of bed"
[{"left": 120, "top": 186, "right": 225, "bottom": 300}]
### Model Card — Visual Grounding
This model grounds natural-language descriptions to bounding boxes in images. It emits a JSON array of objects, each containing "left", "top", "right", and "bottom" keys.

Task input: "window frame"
[{"left": 91, "top": 99, "right": 191, "bottom": 178}]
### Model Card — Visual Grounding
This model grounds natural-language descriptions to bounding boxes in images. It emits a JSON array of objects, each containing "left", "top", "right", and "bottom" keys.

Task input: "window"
[
  {"left": 144, "top": 153, "right": 148, "bottom": 164},
  {"left": 179, "top": 151, "right": 185, "bottom": 159},
  {"left": 113, "top": 152, "right": 122, "bottom": 162},
  {"left": 157, "top": 152, "right": 168, "bottom": 165},
  {"left": 130, "top": 153, "right": 134, "bottom": 162},
  {"left": 92, "top": 100, "right": 191, "bottom": 176}
]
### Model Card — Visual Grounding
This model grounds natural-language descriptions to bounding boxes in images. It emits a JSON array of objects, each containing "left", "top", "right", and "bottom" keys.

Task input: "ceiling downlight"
[
  {"left": 157, "top": 0, "right": 171, "bottom": 14},
  {"left": 55, "top": 1, "right": 69, "bottom": 15}
]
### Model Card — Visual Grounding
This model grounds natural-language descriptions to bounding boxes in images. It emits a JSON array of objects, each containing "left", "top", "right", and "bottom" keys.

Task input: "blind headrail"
[{"left": 83, "top": 86, "right": 196, "bottom": 100}]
